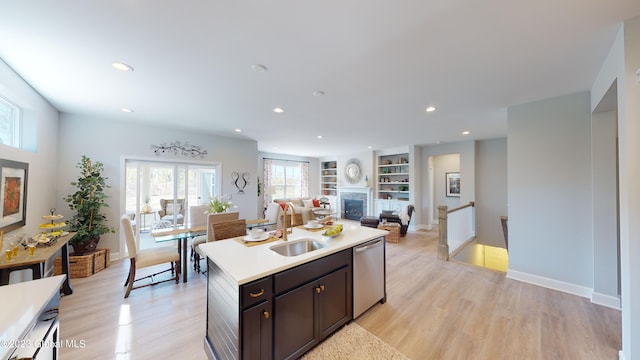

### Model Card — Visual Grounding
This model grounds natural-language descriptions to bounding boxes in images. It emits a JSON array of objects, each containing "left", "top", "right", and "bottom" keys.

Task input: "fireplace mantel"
[{"left": 337, "top": 187, "right": 373, "bottom": 218}]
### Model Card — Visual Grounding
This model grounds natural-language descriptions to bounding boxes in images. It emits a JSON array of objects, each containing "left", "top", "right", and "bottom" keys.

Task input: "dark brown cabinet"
[
  {"left": 273, "top": 250, "right": 352, "bottom": 360},
  {"left": 205, "top": 249, "right": 353, "bottom": 360},
  {"left": 242, "top": 300, "right": 272, "bottom": 359},
  {"left": 317, "top": 267, "right": 351, "bottom": 338},
  {"left": 274, "top": 281, "right": 317, "bottom": 359}
]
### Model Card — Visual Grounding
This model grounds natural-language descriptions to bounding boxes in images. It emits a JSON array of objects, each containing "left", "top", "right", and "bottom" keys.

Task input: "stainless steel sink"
[{"left": 270, "top": 239, "right": 326, "bottom": 257}]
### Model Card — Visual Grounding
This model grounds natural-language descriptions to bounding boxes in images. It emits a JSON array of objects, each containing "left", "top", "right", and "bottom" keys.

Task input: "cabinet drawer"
[
  {"left": 274, "top": 249, "right": 351, "bottom": 295},
  {"left": 241, "top": 276, "right": 272, "bottom": 308}
]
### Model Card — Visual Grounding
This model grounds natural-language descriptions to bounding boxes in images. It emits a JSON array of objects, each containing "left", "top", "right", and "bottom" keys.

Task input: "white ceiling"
[{"left": 1, "top": 1, "right": 639, "bottom": 157}]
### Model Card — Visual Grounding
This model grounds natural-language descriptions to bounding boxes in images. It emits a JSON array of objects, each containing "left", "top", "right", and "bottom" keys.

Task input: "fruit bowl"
[
  {"left": 322, "top": 223, "right": 343, "bottom": 238},
  {"left": 322, "top": 231, "right": 342, "bottom": 238}
]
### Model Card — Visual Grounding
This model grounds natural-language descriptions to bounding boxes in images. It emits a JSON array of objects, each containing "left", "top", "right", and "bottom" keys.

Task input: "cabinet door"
[
  {"left": 317, "top": 266, "right": 352, "bottom": 339},
  {"left": 242, "top": 300, "right": 272, "bottom": 360},
  {"left": 273, "top": 281, "right": 317, "bottom": 360},
  {"left": 374, "top": 200, "right": 388, "bottom": 215},
  {"left": 389, "top": 201, "right": 406, "bottom": 213}
]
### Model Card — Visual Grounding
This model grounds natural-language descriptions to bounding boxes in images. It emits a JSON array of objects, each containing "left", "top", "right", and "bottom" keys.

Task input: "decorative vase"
[
  {"left": 72, "top": 237, "right": 100, "bottom": 255},
  {"left": 141, "top": 204, "right": 152, "bottom": 213}
]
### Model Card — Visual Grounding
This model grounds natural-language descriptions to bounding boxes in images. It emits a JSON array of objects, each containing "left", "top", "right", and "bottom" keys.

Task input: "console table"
[{"left": 0, "top": 232, "right": 74, "bottom": 295}]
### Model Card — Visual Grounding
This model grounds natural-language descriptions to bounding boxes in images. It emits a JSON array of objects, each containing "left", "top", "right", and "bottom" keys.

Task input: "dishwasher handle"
[{"left": 354, "top": 239, "right": 383, "bottom": 253}]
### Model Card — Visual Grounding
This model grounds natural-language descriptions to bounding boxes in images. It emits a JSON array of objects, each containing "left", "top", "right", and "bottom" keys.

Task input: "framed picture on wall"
[
  {"left": 446, "top": 172, "right": 460, "bottom": 197},
  {"left": 0, "top": 159, "right": 28, "bottom": 233}
]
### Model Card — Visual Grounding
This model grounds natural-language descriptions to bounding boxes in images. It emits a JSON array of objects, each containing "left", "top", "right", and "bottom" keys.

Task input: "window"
[
  {"left": 263, "top": 159, "right": 309, "bottom": 207},
  {"left": 0, "top": 96, "right": 21, "bottom": 148}
]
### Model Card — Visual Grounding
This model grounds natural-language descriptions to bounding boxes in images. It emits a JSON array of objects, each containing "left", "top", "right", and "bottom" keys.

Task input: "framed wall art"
[
  {"left": 446, "top": 172, "right": 460, "bottom": 197},
  {"left": 0, "top": 159, "right": 28, "bottom": 233}
]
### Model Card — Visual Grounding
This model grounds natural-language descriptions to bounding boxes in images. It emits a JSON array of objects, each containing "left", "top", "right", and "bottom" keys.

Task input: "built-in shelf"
[
  {"left": 321, "top": 161, "right": 337, "bottom": 196},
  {"left": 376, "top": 153, "right": 410, "bottom": 201}
]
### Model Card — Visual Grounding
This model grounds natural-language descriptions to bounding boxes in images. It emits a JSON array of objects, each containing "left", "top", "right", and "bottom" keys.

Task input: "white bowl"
[{"left": 307, "top": 220, "right": 319, "bottom": 227}]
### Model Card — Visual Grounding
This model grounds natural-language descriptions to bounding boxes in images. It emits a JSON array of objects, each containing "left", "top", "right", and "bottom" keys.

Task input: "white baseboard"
[
  {"left": 508, "top": 270, "right": 623, "bottom": 310},
  {"left": 414, "top": 224, "right": 433, "bottom": 231},
  {"left": 506, "top": 269, "right": 593, "bottom": 299},
  {"left": 591, "top": 292, "right": 621, "bottom": 310},
  {"left": 619, "top": 350, "right": 625, "bottom": 360}
]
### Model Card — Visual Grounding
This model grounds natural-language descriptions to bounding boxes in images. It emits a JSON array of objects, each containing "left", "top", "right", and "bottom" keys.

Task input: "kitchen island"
[
  {"left": 0, "top": 275, "right": 65, "bottom": 360},
  {"left": 199, "top": 223, "right": 388, "bottom": 360}
]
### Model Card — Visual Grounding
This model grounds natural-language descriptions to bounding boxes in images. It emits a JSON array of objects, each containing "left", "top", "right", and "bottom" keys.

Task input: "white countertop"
[
  {"left": 199, "top": 223, "right": 388, "bottom": 285},
  {"left": 0, "top": 275, "right": 65, "bottom": 360}
]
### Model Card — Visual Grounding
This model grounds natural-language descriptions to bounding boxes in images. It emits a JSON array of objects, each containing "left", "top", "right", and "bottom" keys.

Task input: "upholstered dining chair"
[
  {"left": 192, "top": 211, "right": 240, "bottom": 272},
  {"left": 265, "top": 202, "right": 282, "bottom": 229},
  {"left": 121, "top": 215, "right": 181, "bottom": 298}
]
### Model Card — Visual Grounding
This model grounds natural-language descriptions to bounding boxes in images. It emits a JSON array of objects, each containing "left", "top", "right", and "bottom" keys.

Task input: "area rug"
[{"left": 302, "top": 323, "right": 409, "bottom": 360}]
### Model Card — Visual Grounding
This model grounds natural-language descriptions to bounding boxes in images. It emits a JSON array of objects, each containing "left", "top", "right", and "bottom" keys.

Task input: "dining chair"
[
  {"left": 188, "top": 205, "right": 210, "bottom": 264},
  {"left": 282, "top": 204, "right": 304, "bottom": 227},
  {"left": 264, "top": 202, "right": 281, "bottom": 229},
  {"left": 209, "top": 219, "right": 247, "bottom": 241},
  {"left": 195, "top": 218, "right": 247, "bottom": 274},
  {"left": 121, "top": 215, "right": 181, "bottom": 298},
  {"left": 192, "top": 211, "right": 240, "bottom": 272}
]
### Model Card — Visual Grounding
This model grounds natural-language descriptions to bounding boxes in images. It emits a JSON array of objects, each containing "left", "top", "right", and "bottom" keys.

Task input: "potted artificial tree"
[{"left": 64, "top": 155, "right": 115, "bottom": 255}]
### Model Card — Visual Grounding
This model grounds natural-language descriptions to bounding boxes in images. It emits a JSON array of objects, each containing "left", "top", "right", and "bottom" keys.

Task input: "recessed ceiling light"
[
  {"left": 462, "top": 131, "right": 470, "bottom": 135},
  {"left": 121, "top": 108, "right": 134, "bottom": 113},
  {"left": 317, "top": 135, "right": 323, "bottom": 139},
  {"left": 425, "top": 106, "right": 437, "bottom": 112},
  {"left": 235, "top": 128, "right": 242, "bottom": 133},
  {"left": 252, "top": 64, "right": 267, "bottom": 72},
  {"left": 367, "top": 146, "right": 372, "bottom": 149},
  {"left": 273, "top": 107, "right": 284, "bottom": 113},
  {"left": 112, "top": 62, "right": 134, "bottom": 72},
  {"left": 313, "top": 90, "right": 325, "bottom": 97}
]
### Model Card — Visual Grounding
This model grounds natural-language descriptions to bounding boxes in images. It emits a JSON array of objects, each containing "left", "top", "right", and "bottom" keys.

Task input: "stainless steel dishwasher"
[{"left": 353, "top": 237, "right": 386, "bottom": 318}]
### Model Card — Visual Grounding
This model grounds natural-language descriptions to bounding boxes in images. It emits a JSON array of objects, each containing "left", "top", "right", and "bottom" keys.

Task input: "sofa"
[{"left": 271, "top": 197, "right": 323, "bottom": 225}]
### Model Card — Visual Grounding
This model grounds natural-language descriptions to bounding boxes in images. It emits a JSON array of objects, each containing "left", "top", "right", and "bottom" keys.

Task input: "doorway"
[
  {"left": 592, "top": 80, "right": 621, "bottom": 303},
  {"left": 123, "top": 158, "right": 220, "bottom": 250}
]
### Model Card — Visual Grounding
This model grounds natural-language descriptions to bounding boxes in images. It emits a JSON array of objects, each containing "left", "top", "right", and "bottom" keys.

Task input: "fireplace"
[{"left": 344, "top": 199, "right": 364, "bottom": 220}]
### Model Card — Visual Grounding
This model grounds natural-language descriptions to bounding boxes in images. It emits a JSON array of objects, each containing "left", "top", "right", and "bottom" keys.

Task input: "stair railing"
[{"left": 438, "top": 201, "right": 475, "bottom": 261}]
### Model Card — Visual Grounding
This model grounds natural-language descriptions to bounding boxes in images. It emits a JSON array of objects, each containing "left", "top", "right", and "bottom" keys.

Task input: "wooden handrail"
[
  {"left": 438, "top": 201, "right": 475, "bottom": 261},
  {"left": 447, "top": 201, "right": 475, "bottom": 214}
]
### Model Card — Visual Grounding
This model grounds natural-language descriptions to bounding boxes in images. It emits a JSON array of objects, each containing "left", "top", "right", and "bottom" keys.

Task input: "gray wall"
[
  {"left": 475, "top": 138, "right": 508, "bottom": 248},
  {"left": 590, "top": 110, "right": 618, "bottom": 299},
  {"left": 507, "top": 92, "right": 593, "bottom": 286},
  {"left": 56, "top": 114, "right": 260, "bottom": 258},
  {"left": 595, "top": 15, "right": 640, "bottom": 359},
  {"left": 0, "top": 59, "right": 60, "bottom": 239}
]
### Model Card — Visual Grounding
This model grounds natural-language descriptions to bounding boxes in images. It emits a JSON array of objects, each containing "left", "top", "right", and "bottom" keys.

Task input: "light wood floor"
[{"left": 58, "top": 228, "right": 621, "bottom": 359}]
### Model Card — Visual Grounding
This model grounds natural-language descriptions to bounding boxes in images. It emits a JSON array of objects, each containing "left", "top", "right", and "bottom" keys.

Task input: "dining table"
[
  {"left": 151, "top": 219, "right": 277, "bottom": 282},
  {"left": 152, "top": 224, "right": 206, "bottom": 283},
  {"left": 0, "top": 232, "right": 74, "bottom": 295}
]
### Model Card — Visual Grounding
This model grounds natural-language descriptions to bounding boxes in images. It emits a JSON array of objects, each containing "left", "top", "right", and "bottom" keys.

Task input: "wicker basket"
[
  {"left": 377, "top": 223, "right": 400, "bottom": 243},
  {"left": 54, "top": 248, "right": 110, "bottom": 278}
]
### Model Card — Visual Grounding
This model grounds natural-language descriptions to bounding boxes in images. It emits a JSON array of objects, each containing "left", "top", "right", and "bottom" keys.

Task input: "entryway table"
[{"left": 0, "top": 232, "right": 74, "bottom": 295}]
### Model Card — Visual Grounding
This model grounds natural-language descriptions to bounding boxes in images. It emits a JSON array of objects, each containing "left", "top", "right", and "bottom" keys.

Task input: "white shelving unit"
[
  {"left": 321, "top": 160, "right": 337, "bottom": 196},
  {"left": 375, "top": 152, "right": 410, "bottom": 215},
  {"left": 377, "top": 153, "right": 410, "bottom": 201}
]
